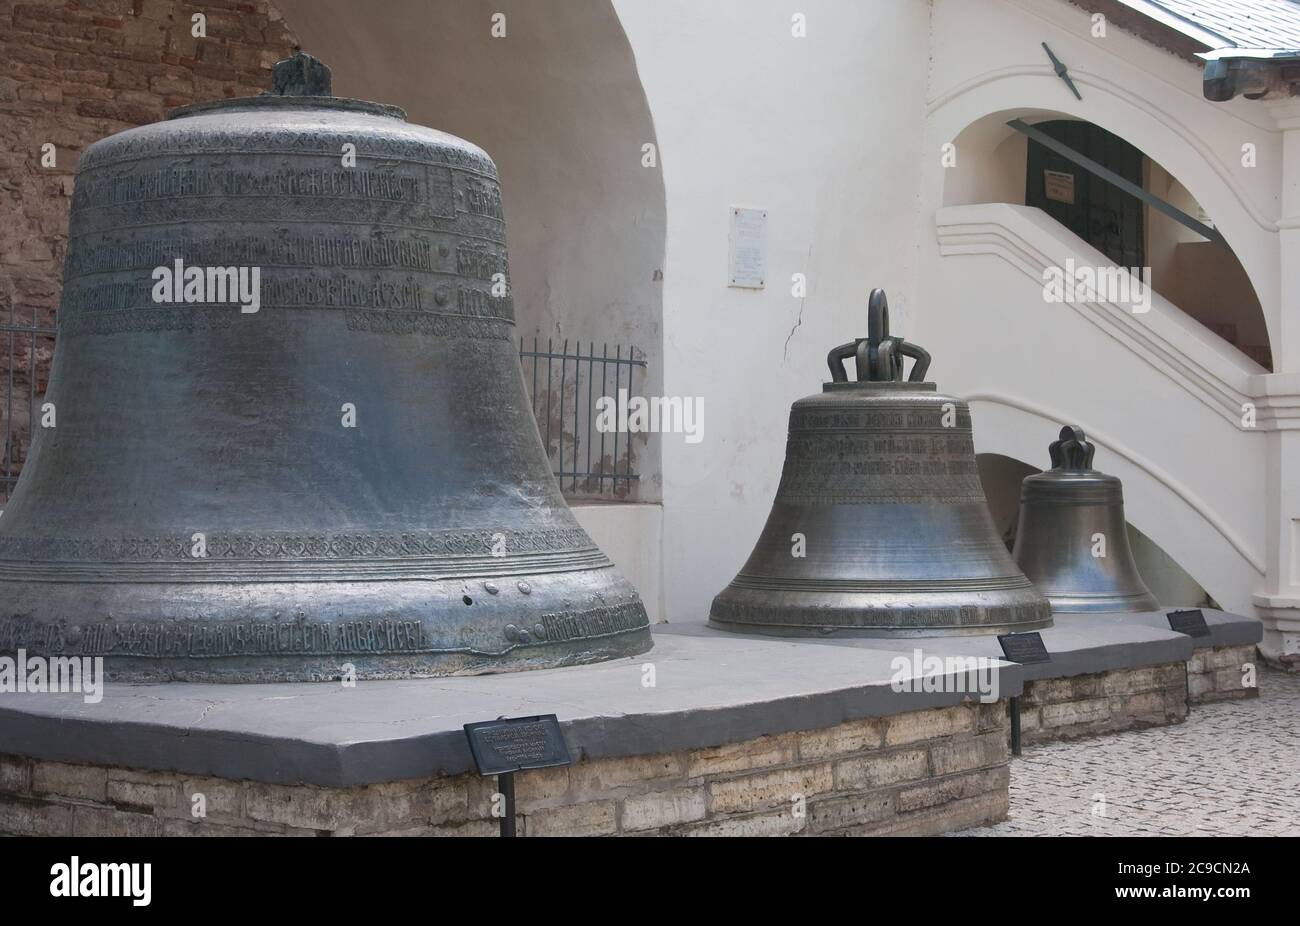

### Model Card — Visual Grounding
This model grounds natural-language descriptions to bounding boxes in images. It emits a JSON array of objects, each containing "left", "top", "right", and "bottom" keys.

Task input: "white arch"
[{"left": 926, "top": 70, "right": 1280, "bottom": 356}]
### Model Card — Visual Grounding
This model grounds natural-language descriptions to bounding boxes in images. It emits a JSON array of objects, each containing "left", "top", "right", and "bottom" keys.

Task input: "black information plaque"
[
  {"left": 997, "top": 631, "right": 1051, "bottom": 665},
  {"left": 463, "top": 714, "right": 572, "bottom": 777},
  {"left": 1167, "top": 609, "right": 1211, "bottom": 638}
]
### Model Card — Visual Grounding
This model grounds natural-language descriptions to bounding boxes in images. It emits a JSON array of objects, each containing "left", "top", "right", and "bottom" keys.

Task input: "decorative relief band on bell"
[
  {"left": 710, "top": 600, "right": 1051, "bottom": 630},
  {"left": 728, "top": 574, "right": 1042, "bottom": 593},
  {"left": 503, "top": 601, "right": 650, "bottom": 647},
  {"left": 65, "top": 230, "right": 459, "bottom": 276},
  {"left": 0, "top": 528, "right": 597, "bottom": 563},
  {"left": 790, "top": 406, "right": 969, "bottom": 432},
  {"left": 56, "top": 287, "right": 515, "bottom": 338},
  {"left": 0, "top": 599, "right": 649, "bottom": 660},
  {"left": 343, "top": 310, "right": 513, "bottom": 339},
  {"left": 775, "top": 432, "right": 985, "bottom": 502},
  {"left": 72, "top": 164, "right": 429, "bottom": 210}
]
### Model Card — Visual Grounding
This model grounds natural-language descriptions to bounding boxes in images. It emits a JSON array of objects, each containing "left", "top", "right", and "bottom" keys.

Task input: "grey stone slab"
[
  {"left": 667, "top": 608, "right": 1261, "bottom": 681},
  {"left": 0, "top": 629, "right": 1020, "bottom": 788}
]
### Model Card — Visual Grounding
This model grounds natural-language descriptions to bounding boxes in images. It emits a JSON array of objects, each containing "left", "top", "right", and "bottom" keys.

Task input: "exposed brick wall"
[
  {"left": 0, "top": 702, "right": 1011, "bottom": 836},
  {"left": 0, "top": 0, "right": 297, "bottom": 494}
]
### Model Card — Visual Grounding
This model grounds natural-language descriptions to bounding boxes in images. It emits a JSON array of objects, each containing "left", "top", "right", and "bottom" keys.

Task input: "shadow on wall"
[
  {"left": 977, "top": 452, "right": 1216, "bottom": 609},
  {"left": 272, "top": 0, "right": 668, "bottom": 500}
]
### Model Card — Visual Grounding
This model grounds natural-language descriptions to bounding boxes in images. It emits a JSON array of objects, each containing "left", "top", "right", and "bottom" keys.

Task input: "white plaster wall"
[
  {"left": 571, "top": 503, "right": 664, "bottom": 622},
  {"left": 612, "top": 0, "right": 933, "bottom": 622}
]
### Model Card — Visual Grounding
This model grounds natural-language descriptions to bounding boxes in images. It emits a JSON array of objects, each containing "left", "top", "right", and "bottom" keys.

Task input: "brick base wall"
[
  {"left": 1019, "top": 662, "right": 1189, "bottom": 745},
  {"left": 1016, "top": 644, "right": 1261, "bottom": 745},
  {"left": 1188, "top": 644, "right": 1259, "bottom": 704},
  {"left": 0, "top": 701, "right": 1010, "bottom": 837}
]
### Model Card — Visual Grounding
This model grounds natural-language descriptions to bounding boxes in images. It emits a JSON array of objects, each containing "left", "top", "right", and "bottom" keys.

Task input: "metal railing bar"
[{"left": 585, "top": 341, "right": 594, "bottom": 493}]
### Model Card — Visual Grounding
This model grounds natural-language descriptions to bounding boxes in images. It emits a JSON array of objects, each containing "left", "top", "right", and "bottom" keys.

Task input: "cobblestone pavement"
[{"left": 960, "top": 667, "right": 1300, "bottom": 836}]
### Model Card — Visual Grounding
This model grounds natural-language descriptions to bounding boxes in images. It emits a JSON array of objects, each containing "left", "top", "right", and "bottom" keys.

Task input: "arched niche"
[{"left": 942, "top": 108, "right": 1271, "bottom": 369}]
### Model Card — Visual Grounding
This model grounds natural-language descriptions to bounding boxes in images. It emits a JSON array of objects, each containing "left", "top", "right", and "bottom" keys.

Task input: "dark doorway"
[{"left": 1025, "top": 120, "right": 1145, "bottom": 269}]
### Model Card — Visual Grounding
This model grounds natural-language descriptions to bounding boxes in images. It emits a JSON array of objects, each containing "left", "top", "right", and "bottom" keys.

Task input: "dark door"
[{"left": 1025, "top": 120, "right": 1145, "bottom": 269}]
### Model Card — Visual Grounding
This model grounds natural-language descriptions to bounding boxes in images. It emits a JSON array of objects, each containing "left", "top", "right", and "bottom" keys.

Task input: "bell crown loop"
[
  {"left": 271, "top": 49, "right": 332, "bottom": 97},
  {"left": 1048, "top": 425, "right": 1097, "bottom": 471},
  {"left": 826, "top": 288, "right": 932, "bottom": 384},
  {"left": 168, "top": 50, "right": 406, "bottom": 120},
  {"left": 1022, "top": 423, "right": 1123, "bottom": 502}
]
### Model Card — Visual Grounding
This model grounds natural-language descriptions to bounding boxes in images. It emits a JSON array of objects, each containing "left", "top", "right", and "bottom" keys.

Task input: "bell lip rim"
[
  {"left": 166, "top": 94, "right": 408, "bottom": 122},
  {"left": 1040, "top": 596, "right": 1162, "bottom": 613},
  {"left": 703, "top": 616, "right": 1055, "bottom": 637}
]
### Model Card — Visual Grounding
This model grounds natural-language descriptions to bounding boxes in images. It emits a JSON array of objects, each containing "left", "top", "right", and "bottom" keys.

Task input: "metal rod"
[
  {"left": 498, "top": 772, "right": 516, "bottom": 837},
  {"left": 571, "top": 340, "right": 580, "bottom": 492},
  {"left": 585, "top": 342, "right": 594, "bottom": 494},
  {"left": 545, "top": 337, "right": 553, "bottom": 464},
  {"left": 612, "top": 344, "right": 622, "bottom": 490},
  {"left": 624, "top": 344, "right": 635, "bottom": 490},
  {"left": 1008, "top": 118, "right": 1228, "bottom": 247},
  {"left": 599, "top": 343, "right": 609, "bottom": 489},
  {"left": 530, "top": 336, "right": 538, "bottom": 421},
  {"left": 558, "top": 338, "right": 567, "bottom": 491}
]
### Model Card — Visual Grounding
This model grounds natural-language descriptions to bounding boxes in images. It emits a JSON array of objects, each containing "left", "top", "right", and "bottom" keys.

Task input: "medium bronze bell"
[
  {"left": 1012, "top": 426, "right": 1159, "bottom": 613},
  {"left": 710, "top": 290, "right": 1052, "bottom": 637},
  {"left": 0, "top": 53, "right": 651, "bottom": 681}
]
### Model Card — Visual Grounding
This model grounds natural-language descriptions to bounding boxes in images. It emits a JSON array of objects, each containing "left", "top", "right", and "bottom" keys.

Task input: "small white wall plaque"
[{"left": 728, "top": 206, "right": 767, "bottom": 289}]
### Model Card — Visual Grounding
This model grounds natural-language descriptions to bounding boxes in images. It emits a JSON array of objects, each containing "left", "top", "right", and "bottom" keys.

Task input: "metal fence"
[
  {"left": 1, "top": 304, "right": 57, "bottom": 506},
  {"left": 520, "top": 338, "right": 646, "bottom": 499}
]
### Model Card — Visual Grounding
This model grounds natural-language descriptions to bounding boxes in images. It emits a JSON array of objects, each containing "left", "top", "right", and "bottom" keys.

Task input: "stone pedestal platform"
[
  {"left": 662, "top": 609, "right": 1261, "bottom": 744},
  {"left": 0, "top": 610, "right": 1262, "bottom": 836}
]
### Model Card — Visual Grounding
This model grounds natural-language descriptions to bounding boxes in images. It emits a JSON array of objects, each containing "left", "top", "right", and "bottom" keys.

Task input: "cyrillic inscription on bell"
[
  {"left": 710, "top": 289, "right": 1053, "bottom": 636},
  {"left": 1012, "top": 426, "right": 1160, "bottom": 613},
  {"left": 0, "top": 53, "right": 651, "bottom": 682}
]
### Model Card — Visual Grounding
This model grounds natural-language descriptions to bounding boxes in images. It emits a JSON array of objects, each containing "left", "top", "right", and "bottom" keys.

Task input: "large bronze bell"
[
  {"left": 0, "top": 53, "right": 651, "bottom": 681},
  {"left": 1013, "top": 426, "right": 1159, "bottom": 613},
  {"left": 710, "top": 290, "right": 1052, "bottom": 637}
]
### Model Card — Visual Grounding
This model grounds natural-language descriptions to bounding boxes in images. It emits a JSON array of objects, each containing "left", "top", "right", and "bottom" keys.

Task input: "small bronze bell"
[
  {"left": 1012, "top": 426, "right": 1159, "bottom": 613},
  {"left": 710, "top": 290, "right": 1052, "bottom": 637}
]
